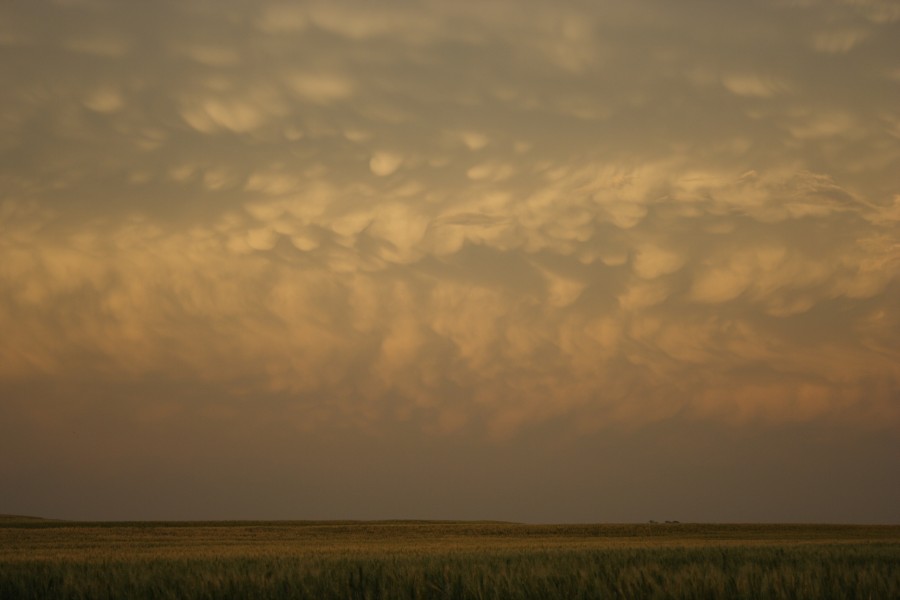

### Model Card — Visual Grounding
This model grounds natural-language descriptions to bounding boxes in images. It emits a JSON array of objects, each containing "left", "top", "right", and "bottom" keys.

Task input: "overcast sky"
[{"left": 1, "top": 0, "right": 898, "bottom": 523}]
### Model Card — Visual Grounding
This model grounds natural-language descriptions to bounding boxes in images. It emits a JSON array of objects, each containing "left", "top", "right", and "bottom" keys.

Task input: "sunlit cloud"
[{"left": 1, "top": 0, "right": 898, "bottom": 447}]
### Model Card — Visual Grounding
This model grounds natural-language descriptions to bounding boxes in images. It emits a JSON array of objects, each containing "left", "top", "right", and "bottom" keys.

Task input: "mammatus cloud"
[
  {"left": 1, "top": 0, "right": 898, "bottom": 441},
  {"left": 2, "top": 161, "right": 897, "bottom": 438}
]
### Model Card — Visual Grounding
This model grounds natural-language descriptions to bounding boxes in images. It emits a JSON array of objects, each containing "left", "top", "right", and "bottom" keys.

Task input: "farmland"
[{"left": 1, "top": 518, "right": 897, "bottom": 599}]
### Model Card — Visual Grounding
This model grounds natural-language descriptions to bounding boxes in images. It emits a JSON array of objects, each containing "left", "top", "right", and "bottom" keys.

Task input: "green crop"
[{"left": 1, "top": 520, "right": 897, "bottom": 599}]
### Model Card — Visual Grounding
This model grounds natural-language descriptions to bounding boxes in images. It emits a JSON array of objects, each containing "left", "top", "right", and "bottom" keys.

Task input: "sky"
[{"left": 1, "top": 0, "right": 898, "bottom": 523}]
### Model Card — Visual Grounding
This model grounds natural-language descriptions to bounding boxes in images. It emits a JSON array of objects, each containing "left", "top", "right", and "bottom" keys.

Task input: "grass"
[{"left": 1, "top": 520, "right": 897, "bottom": 599}]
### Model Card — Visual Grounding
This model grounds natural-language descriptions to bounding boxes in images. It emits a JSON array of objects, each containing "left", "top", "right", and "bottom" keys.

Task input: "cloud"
[
  {"left": 3, "top": 180, "right": 896, "bottom": 436},
  {"left": 618, "top": 280, "right": 672, "bottom": 310},
  {"left": 175, "top": 44, "right": 241, "bottom": 67},
  {"left": 305, "top": 2, "right": 440, "bottom": 43},
  {"left": 632, "top": 245, "right": 684, "bottom": 280},
  {"left": 62, "top": 36, "right": 130, "bottom": 57},
  {"left": 1, "top": 0, "right": 899, "bottom": 442},
  {"left": 810, "top": 29, "right": 869, "bottom": 53},
  {"left": 82, "top": 86, "right": 124, "bottom": 113},
  {"left": 179, "top": 87, "right": 287, "bottom": 134},
  {"left": 466, "top": 162, "right": 515, "bottom": 182},
  {"left": 369, "top": 152, "right": 404, "bottom": 177},
  {"left": 786, "top": 111, "right": 859, "bottom": 140},
  {"left": 283, "top": 71, "right": 356, "bottom": 104},
  {"left": 458, "top": 131, "right": 490, "bottom": 151},
  {"left": 721, "top": 74, "right": 791, "bottom": 98},
  {"left": 539, "top": 268, "right": 586, "bottom": 308},
  {"left": 256, "top": 3, "right": 309, "bottom": 34}
]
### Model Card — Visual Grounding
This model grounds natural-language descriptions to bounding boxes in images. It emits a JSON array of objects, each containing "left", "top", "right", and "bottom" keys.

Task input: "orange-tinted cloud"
[{"left": 0, "top": 0, "right": 898, "bottom": 443}]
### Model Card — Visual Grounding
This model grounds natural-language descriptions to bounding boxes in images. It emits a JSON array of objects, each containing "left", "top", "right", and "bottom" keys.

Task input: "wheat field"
[{"left": 1, "top": 518, "right": 897, "bottom": 599}]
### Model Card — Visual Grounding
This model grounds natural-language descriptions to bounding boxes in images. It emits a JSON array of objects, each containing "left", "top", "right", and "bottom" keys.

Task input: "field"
[{"left": 1, "top": 518, "right": 898, "bottom": 599}]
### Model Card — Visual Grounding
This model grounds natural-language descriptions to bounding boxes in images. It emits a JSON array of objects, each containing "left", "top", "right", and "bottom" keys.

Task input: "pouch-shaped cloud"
[
  {"left": 1, "top": 0, "right": 899, "bottom": 444},
  {"left": 633, "top": 245, "right": 684, "bottom": 279},
  {"left": 459, "top": 131, "right": 490, "bottom": 151},
  {"left": 370, "top": 152, "right": 404, "bottom": 177},
  {"left": 368, "top": 204, "right": 429, "bottom": 262},
  {"left": 83, "top": 87, "right": 124, "bottom": 113},
  {"left": 180, "top": 88, "right": 287, "bottom": 134},
  {"left": 539, "top": 268, "right": 586, "bottom": 308},
  {"left": 617, "top": 280, "right": 672, "bottom": 310},
  {"left": 246, "top": 227, "right": 279, "bottom": 251},
  {"left": 467, "top": 162, "right": 515, "bottom": 182}
]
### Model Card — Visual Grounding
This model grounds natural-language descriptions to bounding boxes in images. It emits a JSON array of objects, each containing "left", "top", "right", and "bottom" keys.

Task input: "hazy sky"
[{"left": 1, "top": 0, "right": 898, "bottom": 523}]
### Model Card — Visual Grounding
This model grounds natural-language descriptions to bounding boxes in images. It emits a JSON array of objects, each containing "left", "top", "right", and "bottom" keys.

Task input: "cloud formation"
[{"left": 1, "top": 0, "right": 898, "bottom": 445}]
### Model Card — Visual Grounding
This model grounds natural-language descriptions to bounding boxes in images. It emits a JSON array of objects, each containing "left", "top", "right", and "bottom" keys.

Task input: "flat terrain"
[{"left": 1, "top": 519, "right": 898, "bottom": 599}]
